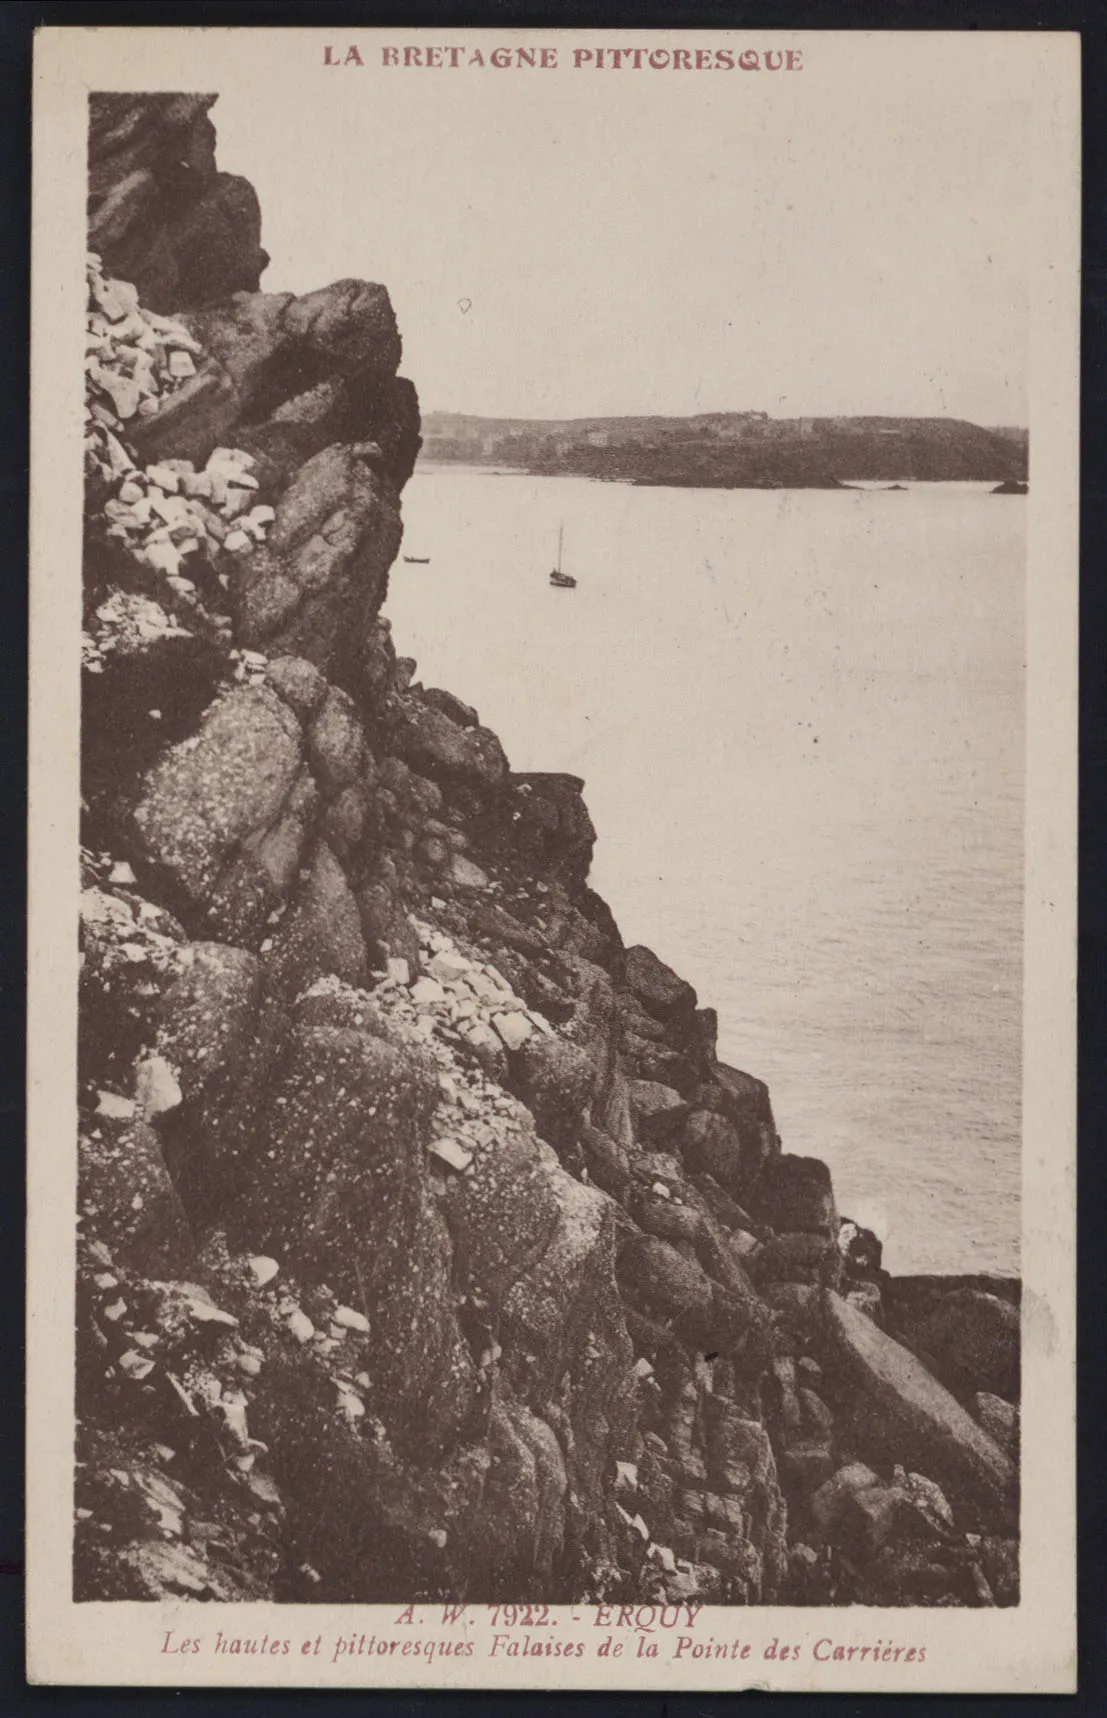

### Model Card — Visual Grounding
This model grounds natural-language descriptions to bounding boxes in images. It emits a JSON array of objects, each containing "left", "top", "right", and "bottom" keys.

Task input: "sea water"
[{"left": 387, "top": 468, "right": 1024, "bottom": 1275}]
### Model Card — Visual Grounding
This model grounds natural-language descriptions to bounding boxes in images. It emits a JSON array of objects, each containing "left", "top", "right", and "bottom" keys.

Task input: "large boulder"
[
  {"left": 749, "top": 1154, "right": 838, "bottom": 1239},
  {"left": 377, "top": 754, "right": 444, "bottom": 833},
  {"left": 264, "top": 842, "right": 368, "bottom": 999},
  {"left": 509, "top": 1034, "right": 595, "bottom": 1163},
  {"left": 232, "top": 443, "right": 403, "bottom": 677},
  {"left": 496, "top": 773, "right": 598, "bottom": 889},
  {"left": 810, "top": 1460, "right": 882, "bottom": 1531},
  {"left": 623, "top": 944, "right": 697, "bottom": 1026},
  {"left": 818, "top": 1291, "right": 1016, "bottom": 1513},
  {"left": 126, "top": 685, "right": 309, "bottom": 940},
  {"left": 624, "top": 1042, "right": 701, "bottom": 1099},
  {"left": 616, "top": 1233, "right": 714, "bottom": 1325},
  {"left": 236, "top": 1013, "right": 474, "bottom": 1451},
  {"left": 271, "top": 275, "right": 401, "bottom": 384},
  {"left": 389, "top": 696, "right": 509, "bottom": 793},
  {"left": 628, "top": 1079, "right": 690, "bottom": 1145},
  {"left": 265, "top": 654, "right": 328, "bottom": 719},
  {"left": 810, "top": 1466, "right": 930, "bottom": 1561},
  {"left": 443, "top": 1129, "right": 561, "bottom": 1304},
  {"left": 712, "top": 1062, "right": 775, "bottom": 1129},
  {"left": 422, "top": 686, "right": 478, "bottom": 728},
  {"left": 579, "top": 1122, "right": 631, "bottom": 1195},
  {"left": 502, "top": 1161, "right": 637, "bottom": 1556},
  {"left": 681, "top": 1108, "right": 747, "bottom": 1189},
  {"left": 751, "top": 1232, "right": 843, "bottom": 1289},
  {"left": 694, "top": 1066, "right": 777, "bottom": 1184},
  {"left": 155, "top": 942, "right": 263, "bottom": 1115},
  {"left": 306, "top": 685, "right": 371, "bottom": 794},
  {"left": 152, "top": 940, "right": 281, "bottom": 1212},
  {"left": 129, "top": 275, "right": 399, "bottom": 457},
  {"left": 123, "top": 287, "right": 418, "bottom": 498},
  {"left": 78, "top": 1115, "right": 194, "bottom": 1277},
  {"left": 236, "top": 1016, "right": 435, "bottom": 1278}
]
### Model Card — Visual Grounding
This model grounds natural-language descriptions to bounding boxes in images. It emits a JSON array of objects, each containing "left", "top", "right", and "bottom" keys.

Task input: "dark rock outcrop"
[
  {"left": 89, "top": 95, "right": 268, "bottom": 311},
  {"left": 750, "top": 1154, "right": 839, "bottom": 1239},
  {"left": 390, "top": 695, "right": 510, "bottom": 793}
]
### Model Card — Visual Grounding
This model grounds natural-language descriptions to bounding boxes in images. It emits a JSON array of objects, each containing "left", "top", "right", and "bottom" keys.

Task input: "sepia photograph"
[{"left": 27, "top": 25, "right": 1078, "bottom": 1692}]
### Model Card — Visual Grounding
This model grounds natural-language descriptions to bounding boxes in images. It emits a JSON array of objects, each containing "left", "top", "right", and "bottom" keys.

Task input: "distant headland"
[{"left": 421, "top": 411, "right": 1029, "bottom": 489}]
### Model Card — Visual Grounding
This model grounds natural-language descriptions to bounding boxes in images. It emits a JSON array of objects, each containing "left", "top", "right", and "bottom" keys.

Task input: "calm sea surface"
[{"left": 388, "top": 469, "right": 1024, "bottom": 1275}]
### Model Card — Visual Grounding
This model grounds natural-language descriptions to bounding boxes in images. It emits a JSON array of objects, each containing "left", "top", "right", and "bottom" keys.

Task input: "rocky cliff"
[{"left": 75, "top": 95, "right": 1020, "bottom": 1610}]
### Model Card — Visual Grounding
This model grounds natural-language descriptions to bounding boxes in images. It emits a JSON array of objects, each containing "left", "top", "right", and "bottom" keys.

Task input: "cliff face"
[{"left": 76, "top": 96, "right": 1020, "bottom": 1610}]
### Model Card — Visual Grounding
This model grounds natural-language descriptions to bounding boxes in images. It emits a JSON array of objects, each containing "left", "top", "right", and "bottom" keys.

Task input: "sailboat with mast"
[{"left": 549, "top": 523, "right": 577, "bottom": 588}]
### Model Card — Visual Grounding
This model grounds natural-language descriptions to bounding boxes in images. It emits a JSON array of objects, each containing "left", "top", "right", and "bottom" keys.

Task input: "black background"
[{"left": 1, "top": 2, "right": 1102, "bottom": 1713}]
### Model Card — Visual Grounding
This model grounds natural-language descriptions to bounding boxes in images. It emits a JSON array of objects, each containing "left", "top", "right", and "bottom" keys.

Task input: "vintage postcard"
[{"left": 27, "top": 25, "right": 1078, "bottom": 1692}]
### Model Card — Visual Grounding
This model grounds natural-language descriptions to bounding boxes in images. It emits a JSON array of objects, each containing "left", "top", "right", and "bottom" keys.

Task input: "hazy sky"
[{"left": 212, "top": 49, "right": 1031, "bottom": 423}]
